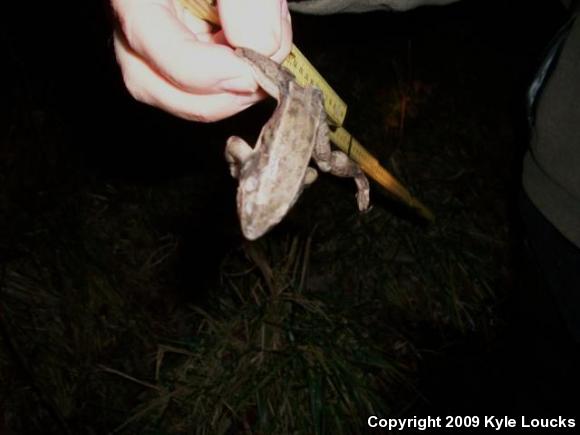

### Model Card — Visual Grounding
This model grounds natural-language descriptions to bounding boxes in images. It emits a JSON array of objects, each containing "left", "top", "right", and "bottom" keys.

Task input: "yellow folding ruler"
[{"left": 179, "top": 0, "right": 434, "bottom": 221}]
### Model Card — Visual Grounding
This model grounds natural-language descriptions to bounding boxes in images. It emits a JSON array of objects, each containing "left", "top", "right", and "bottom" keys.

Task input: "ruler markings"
[{"left": 177, "top": 0, "right": 433, "bottom": 220}]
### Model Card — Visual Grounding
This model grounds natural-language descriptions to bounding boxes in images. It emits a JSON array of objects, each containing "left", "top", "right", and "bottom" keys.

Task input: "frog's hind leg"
[
  {"left": 225, "top": 136, "right": 253, "bottom": 178},
  {"left": 312, "top": 120, "right": 370, "bottom": 211}
]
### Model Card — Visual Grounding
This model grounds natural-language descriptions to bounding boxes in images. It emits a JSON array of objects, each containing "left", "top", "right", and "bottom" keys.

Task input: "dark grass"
[{"left": 0, "top": 0, "right": 571, "bottom": 433}]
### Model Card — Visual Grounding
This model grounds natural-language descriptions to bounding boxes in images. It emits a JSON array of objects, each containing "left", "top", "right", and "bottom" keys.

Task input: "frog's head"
[{"left": 234, "top": 47, "right": 292, "bottom": 99}]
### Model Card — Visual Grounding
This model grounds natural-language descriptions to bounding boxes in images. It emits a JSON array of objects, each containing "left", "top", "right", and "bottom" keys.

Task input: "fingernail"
[{"left": 219, "top": 76, "right": 258, "bottom": 93}]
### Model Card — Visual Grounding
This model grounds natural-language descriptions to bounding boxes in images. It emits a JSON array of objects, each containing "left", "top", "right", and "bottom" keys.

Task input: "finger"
[
  {"left": 219, "top": 0, "right": 292, "bottom": 59},
  {"left": 115, "top": 0, "right": 258, "bottom": 94},
  {"left": 114, "top": 30, "right": 265, "bottom": 122},
  {"left": 170, "top": 0, "right": 214, "bottom": 35},
  {"left": 271, "top": 0, "right": 293, "bottom": 63}
]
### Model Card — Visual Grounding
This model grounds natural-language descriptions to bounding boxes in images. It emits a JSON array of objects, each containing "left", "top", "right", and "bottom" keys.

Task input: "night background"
[{"left": 1, "top": 0, "right": 577, "bottom": 433}]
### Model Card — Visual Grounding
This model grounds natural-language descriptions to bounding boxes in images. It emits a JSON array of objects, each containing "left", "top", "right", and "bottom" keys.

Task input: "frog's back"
[{"left": 237, "top": 83, "right": 325, "bottom": 239}]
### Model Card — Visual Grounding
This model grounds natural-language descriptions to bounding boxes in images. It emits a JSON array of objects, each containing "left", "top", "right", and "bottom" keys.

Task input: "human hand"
[{"left": 111, "top": 0, "right": 292, "bottom": 122}]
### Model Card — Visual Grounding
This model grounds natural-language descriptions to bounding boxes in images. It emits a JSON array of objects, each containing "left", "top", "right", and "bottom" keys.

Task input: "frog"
[{"left": 225, "top": 47, "right": 370, "bottom": 240}]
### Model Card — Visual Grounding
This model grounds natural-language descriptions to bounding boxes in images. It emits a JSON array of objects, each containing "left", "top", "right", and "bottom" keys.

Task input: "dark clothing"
[
  {"left": 519, "top": 191, "right": 580, "bottom": 343},
  {"left": 521, "top": 2, "right": 580, "bottom": 345},
  {"left": 523, "top": 2, "right": 580, "bottom": 248}
]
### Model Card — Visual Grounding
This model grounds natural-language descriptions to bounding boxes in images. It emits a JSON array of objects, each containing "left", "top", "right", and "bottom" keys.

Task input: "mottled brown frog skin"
[{"left": 226, "top": 47, "right": 370, "bottom": 240}]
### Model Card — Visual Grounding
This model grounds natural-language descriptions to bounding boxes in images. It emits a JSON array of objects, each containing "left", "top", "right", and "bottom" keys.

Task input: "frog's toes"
[
  {"left": 356, "top": 188, "right": 371, "bottom": 212},
  {"left": 303, "top": 167, "right": 318, "bottom": 186},
  {"left": 225, "top": 136, "right": 253, "bottom": 178}
]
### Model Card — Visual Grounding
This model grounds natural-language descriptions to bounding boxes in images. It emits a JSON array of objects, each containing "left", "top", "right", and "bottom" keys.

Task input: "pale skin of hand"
[{"left": 111, "top": 0, "right": 293, "bottom": 122}]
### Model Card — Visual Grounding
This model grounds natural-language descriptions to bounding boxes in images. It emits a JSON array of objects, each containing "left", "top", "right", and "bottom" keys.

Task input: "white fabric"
[{"left": 288, "top": 0, "right": 461, "bottom": 14}]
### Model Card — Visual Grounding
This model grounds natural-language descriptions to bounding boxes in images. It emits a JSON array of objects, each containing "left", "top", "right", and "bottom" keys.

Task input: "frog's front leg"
[
  {"left": 225, "top": 136, "right": 253, "bottom": 178},
  {"left": 312, "top": 117, "right": 370, "bottom": 211}
]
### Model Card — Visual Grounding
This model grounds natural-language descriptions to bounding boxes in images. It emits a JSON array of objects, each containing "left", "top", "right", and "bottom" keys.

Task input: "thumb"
[{"left": 219, "top": 0, "right": 291, "bottom": 57}]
